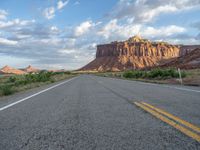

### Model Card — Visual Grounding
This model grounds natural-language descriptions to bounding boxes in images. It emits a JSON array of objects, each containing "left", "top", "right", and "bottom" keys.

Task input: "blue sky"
[{"left": 0, "top": 0, "right": 200, "bottom": 70}]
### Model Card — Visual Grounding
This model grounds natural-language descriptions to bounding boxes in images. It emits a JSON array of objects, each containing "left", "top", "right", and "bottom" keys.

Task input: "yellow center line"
[
  {"left": 141, "top": 102, "right": 200, "bottom": 134},
  {"left": 134, "top": 102, "right": 200, "bottom": 142}
]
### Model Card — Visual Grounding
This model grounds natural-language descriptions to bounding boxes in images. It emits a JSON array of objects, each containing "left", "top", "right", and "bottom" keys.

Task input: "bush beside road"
[
  {"left": 0, "top": 71, "right": 76, "bottom": 96},
  {"left": 95, "top": 68, "right": 200, "bottom": 86}
]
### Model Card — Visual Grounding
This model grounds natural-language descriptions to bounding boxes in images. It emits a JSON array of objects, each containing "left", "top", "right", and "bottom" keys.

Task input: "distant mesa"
[
  {"left": 22, "top": 65, "right": 40, "bottom": 73},
  {"left": 161, "top": 48, "right": 200, "bottom": 69},
  {"left": 0, "top": 65, "right": 40, "bottom": 75},
  {"left": 0, "top": 65, "right": 26, "bottom": 75},
  {"left": 80, "top": 35, "right": 200, "bottom": 71}
]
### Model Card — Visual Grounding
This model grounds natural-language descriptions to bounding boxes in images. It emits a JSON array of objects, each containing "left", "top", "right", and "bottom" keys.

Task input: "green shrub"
[
  {"left": 8, "top": 76, "right": 17, "bottom": 83},
  {"left": 65, "top": 71, "right": 71, "bottom": 75},
  {"left": 123, "top": 68, "right": 184, "bottom": 79},
  {"left": 181, "top": 71, "right": 187, "bottom": 78},
  {"left": 147, "top": 69, "right": 163, "bottom": 78},
  {"left": 123, "top": 71, "right": 134, "bottom": 78},
  {"left": 123, "top": 71, "right": 144, "bottom": 78},
  {"left": 0, "top": 85, "right": 15, "bottom": 96},
  {"left": 132, "top": 71, "right": 144, "bottom": 78}
]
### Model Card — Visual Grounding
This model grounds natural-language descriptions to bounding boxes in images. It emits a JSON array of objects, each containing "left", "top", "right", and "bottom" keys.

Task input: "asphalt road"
[{"left": 0, "top": 75, "right": 199, "bottom": 150}]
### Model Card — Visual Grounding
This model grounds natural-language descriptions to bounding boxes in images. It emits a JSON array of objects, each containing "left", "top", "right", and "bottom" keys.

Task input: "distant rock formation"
[
  {"left": 0, "top": 65, "right": 26, "bottom": 75},
  {"left": 80, "top": 35, "right": 181, "bottom": 71},
  {"left": 179, "top": 45, "right": 200, "bottom": 56},
  {"left": 160, "top": 48, "right": 200, "bottom": 69},
  {"left": 22, "top": 65, "right": 40, "bottom": 73}
]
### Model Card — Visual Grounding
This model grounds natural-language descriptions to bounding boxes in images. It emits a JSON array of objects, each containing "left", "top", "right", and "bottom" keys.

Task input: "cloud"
[
  {"left": 142, "top": 25, "right": 186, "bottom": 38},
  {"left": 59, "top": 49, "right": 76, "bottom": 54},
  {"left": 140, "top": 5, "right": 177, "bottom": 22},
  {"left": 96, "top": 19, "right": 186, "bottom": 42},
  {"left": 43, "top": 7, "right": 55, "bottom": 19},
  {"left": 109, "top": 0, "right": 200, "bottom": 23},
  {"left": 97, "top": 19, "right": 141, "bottom": 40},
  {"left": 0, "top": 37, "right": 18, "bottom": 46},
  {"left": 0, "top": 19, "right": 35, "bottom": 29},
  {"left": 57, "top": 0, "right": 69, "bottom": 10},
  {"left": 0, "top": 9, "right": 8, "bottom": 20},
  {"left": 74, "top": 21, "right": 94, "bottom": 37},
  {"left": 43, "top": 1, "right": 69, "bottom": 20}
]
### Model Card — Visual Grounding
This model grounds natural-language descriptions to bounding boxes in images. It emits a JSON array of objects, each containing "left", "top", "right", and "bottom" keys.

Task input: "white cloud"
[
  {"left": 0, "top": 19, "right": 35, "bottom": 29},
  {"left": 50, "top": 26, "right": 59, "bottom": 33},
  {"left": 142, "top": 25, "right": 186, "bottom": 38},
  {"left": 74, "top": 21, "right": 93, "bottom": 37},
  {"left": 57, "top": 0, "right": 69, "bottom": 10},
  {"left": 59, "top": 49, "right": 76, "bottom": 55},
  {"left": 0, "top": 9, "right": 8, "bottom": 20},
  {"left": 140, "top": 5, "right": 177, "bottom": 22},
  {"left": 43, "top": 7, "right": 55, "bottom": 20},
  {"left": 97, "top": 19, "right": 186, "bottom": 42},
  {"left": 43, "top": 1, "right": 69, "bottom": 20},
  {"left": 97, "top": 19, "right": 141, "bottom": 40},
  {"left": 0, "top": 38, "right": 18, "bottom": 46},
  {"left": 110, "top": 0, "right": 200, "bottom": 23}
]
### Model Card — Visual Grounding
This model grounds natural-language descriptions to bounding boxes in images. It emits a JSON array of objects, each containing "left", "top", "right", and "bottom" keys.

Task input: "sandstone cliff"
[{"left": 80, "top": 36, "right": 180, "bottom": 71}]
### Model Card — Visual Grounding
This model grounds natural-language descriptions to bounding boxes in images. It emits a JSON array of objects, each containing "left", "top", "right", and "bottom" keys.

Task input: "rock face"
[
  {"left": 161, "top": 48, "right": 200, "bottom": 69},
  {"left": 80, "top": 36, "right": 180, "bottom": 71},
  {"left": 0, "top": 65, "right": 26, "bottom": 75}
]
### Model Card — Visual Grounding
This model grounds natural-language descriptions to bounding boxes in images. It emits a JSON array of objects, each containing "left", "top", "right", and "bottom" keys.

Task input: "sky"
[{"left": 0, "top": 0, "right": 200, "bottom": 70}]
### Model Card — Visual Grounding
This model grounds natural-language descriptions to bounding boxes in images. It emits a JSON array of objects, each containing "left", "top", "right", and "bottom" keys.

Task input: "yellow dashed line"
[{"left": 134, "top": 102, "right": 200, "bottom": 142}]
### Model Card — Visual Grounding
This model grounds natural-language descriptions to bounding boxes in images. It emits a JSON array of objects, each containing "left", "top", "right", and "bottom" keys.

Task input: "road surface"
[{"left": 0, "top": 75, "right": 199, "bottom": 149}]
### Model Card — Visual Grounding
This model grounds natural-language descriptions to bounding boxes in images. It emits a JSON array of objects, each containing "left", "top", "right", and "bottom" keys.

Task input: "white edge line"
[
  {"left": 0, "top": 77, "right": 77, "bottom": 112},
  {"left": 97, "top": 76, "right": 200, "bottom": 93},
  {"left": 133, "top": 80, "right": 200, "bottom": 93}
]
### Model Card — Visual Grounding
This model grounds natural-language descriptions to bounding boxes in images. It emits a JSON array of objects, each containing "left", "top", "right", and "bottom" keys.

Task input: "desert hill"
[
  {"left": 22, "top": 65, "right": 40, "bottom": 73},
  {"left": 0, "top": 65, "right": 26, "bottom": 75}
]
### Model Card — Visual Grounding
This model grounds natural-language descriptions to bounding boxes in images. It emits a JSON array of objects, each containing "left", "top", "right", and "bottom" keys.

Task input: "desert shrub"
[
  {"left": 181, "top": 71, "right": 187, "bottom": 78},
  {"left": 8, "top": 76, "right": 17, "bottom": 83},
  {"left": 36, "top": 72, "right": 52, "bottom": 82},
  {"left": 146, "top": 68, "right": 179, "bottom": 78},
  {"left": 0, "top": 85, "right": 15, "bottom": 96},
  {"left": 147, "top": 69, "right": 163, "bottom": 78},
  {"left": 65, "top": 71, "right": 71, "bottom": 75},
  {"left": 132, "top": 71, "right": 144, "bottom": 78},
  {"left": 123, "top": 71, "right": 134, "bottom": 78},
  {"left": 123, "top": 71, "right": 144, "bottom": 78},
  {"left": 10, "top": 72, "right": 55, "bottom": 86},
  {"left": 123, "top": 68, "right": 184, "bottom": 79}
]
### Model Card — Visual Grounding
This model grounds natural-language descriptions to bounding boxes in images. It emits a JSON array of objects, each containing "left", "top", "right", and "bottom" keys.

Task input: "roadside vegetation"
[
  {"left": 95, "top": 68, "right": 200, "bottom": 86},
  {"left": 123, "top": 68, "right": 186, "bottom": 79},
  {"left": 0, "top": 71, "right": 76, "bottom": 96}
]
